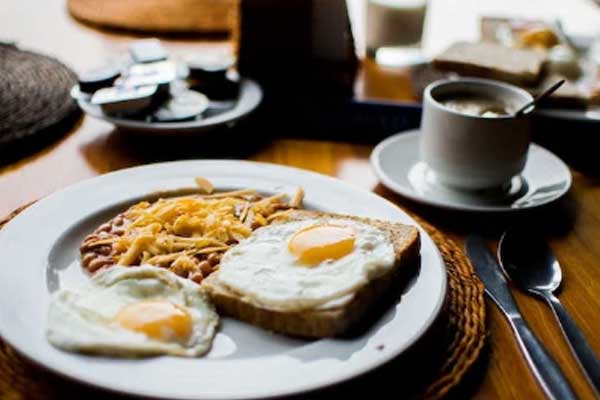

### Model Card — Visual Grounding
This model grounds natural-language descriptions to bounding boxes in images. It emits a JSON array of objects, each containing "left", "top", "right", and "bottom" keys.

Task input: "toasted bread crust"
[{"left": 202, "top": 210, "right": 420, "bottom": 338}]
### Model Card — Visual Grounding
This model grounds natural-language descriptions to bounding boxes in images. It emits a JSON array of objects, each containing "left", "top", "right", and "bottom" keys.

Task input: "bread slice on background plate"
[
  {"left": 433, "top": 41, "right": 546, "bottom": 86},
  {"left": 201, "top": 210, "right": 420, "bottom": 338}
]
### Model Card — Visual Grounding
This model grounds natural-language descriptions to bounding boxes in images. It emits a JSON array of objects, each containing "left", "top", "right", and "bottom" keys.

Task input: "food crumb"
[{"left": 376, "top": 344, "right": 385, "bottom": 351}]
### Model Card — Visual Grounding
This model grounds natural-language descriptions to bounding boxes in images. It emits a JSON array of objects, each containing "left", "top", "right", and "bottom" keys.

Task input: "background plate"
[
  {"left": 0, "top": 160, "right": 446, "bottom": 400},
  {"left": 78, "top": 79, "right": 262, "bottom": 135}
]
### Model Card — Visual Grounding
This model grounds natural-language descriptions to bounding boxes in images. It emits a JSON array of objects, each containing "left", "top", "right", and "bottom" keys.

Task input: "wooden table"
[{"left": 2, "top": 1, "right": 600, "bottom": 399}]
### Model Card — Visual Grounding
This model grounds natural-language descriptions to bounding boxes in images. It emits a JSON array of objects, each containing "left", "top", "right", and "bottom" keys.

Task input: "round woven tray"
[
  {"left": 0, "top": 203, "right": 486, "bottom": 399},
  {"left": 0, "top": 43, "right": 80, "bottom": 159},
  {"left": 67, "top": 0, "right": 239, "bottom": 34}
]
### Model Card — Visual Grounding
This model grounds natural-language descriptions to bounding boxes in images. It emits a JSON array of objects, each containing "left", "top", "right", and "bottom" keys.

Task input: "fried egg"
[
  {"left": 215, "top": 218, "right": 395, "bottom": 311},
  {"left": 47, "top": 265, "right": 218, "bottom": 357}
]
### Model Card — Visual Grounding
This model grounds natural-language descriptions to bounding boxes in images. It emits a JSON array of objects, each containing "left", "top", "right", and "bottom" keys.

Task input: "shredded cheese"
[
  {"left": 194, "top": 176, "right": 214, "bottom": 194},
  {"left": 110, "top": 188, "right": 303, "bottom": 269},
  {"left": 80, "top": 183, "right": 305, "bottom": 282}
]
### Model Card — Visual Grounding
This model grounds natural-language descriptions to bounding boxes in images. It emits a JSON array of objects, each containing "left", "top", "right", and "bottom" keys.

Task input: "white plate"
[
  {"left": 371, "top": 130, "right": 572, "bottom": 213},
  {"left": 0, "top": 160, "right": 446, "bottom": 400},
  {"left": 77, "top": 79, "right": 262, "bottom": 135}
]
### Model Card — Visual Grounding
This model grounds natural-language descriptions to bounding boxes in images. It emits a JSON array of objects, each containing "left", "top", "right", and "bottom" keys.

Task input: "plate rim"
[
  {"left": 0, "top": 160, "right": 447, "bottom": 400},
  {"left": 370, "top": 130, "right": 572, "bottom": 213},
  {"left": 383, "top": 95, "right": 600, "bottom": 123},
  {"left": 535, "top": 106, "right": 600, "bottom": 122}
]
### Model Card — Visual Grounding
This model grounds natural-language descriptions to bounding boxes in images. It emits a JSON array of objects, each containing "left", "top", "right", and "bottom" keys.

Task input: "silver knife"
[{"left": 466, "top": 235, "right": 577, "bottom": 400}]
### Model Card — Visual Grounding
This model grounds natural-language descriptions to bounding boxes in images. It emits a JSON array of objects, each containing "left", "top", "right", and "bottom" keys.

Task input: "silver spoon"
[
  {"left": 498, "top": 229, "right": 600, "bottom": 396},
  {"left": 515, "top": 79, "right": 565, "bottom": 116}
]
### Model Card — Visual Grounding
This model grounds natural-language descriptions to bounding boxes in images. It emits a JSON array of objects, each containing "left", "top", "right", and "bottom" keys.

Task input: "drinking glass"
[{"left": 366, "top": 0, "right": 427, "bottom": 66}]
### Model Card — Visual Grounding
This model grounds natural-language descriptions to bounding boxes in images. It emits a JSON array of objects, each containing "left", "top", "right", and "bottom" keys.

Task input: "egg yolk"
[
  {"left": 288, "top": 224, "right": 355, "bottom": 266},
  {"left": 114, "top": 300, "right": 192, "bottom": 343}
]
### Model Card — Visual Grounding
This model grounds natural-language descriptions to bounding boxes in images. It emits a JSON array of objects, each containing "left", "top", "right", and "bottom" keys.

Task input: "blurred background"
[{"left": 3, "top": 0, "right": 600, "bottom": 166}]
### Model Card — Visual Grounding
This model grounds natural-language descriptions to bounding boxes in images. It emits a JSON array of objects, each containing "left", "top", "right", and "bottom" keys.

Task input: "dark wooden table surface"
[{"left": 2, "top": 0, "right": 600, "bottom": 399}]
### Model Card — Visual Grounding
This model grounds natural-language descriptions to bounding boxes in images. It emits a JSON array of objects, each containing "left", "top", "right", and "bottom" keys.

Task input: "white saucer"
[{"left": 370, "top": 130, "right": 572, "bottom": 212}]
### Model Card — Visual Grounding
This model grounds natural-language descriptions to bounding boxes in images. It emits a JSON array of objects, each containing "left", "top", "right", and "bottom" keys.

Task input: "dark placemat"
[
  {"left": 409, "top": 63, "right": 455, "bottom": 102},
  {"left": 0, "top": 43, "right": 80, "bottom": 160},
  {"left": 0, "top": 203, "right": 486, "bottom": 399}
]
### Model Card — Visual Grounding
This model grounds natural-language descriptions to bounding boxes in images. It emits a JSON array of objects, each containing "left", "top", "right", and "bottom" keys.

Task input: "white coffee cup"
[{"left": 420, "top": 78, "right": 534, "bottom": 190}]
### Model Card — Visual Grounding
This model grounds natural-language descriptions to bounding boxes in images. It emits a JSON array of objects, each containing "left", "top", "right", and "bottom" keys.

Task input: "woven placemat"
[
  {"left": 67, "top": 0, "right": 239, "bottom": 34},
  {"left": 0, "top": 43, "right": 80, "bottom": 159},
  {"left": 0, "top": 203, "right": 485, "bottom": 399}
]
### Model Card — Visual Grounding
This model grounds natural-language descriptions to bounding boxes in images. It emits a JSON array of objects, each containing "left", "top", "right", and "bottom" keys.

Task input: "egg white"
[
  {"left": 47, "top": 265, "right": 219, "bottom": 357},
  {"left": 216, "top": 218, "right": 396, "bottom": 311}
]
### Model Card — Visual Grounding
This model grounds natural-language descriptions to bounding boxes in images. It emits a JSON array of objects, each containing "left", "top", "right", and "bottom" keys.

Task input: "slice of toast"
[
  {"left": 433, "top": 41, "right": 546, "bottom": 86},
  {"left": 201, "top": 210, "right": 420, "bottom": 338}
]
